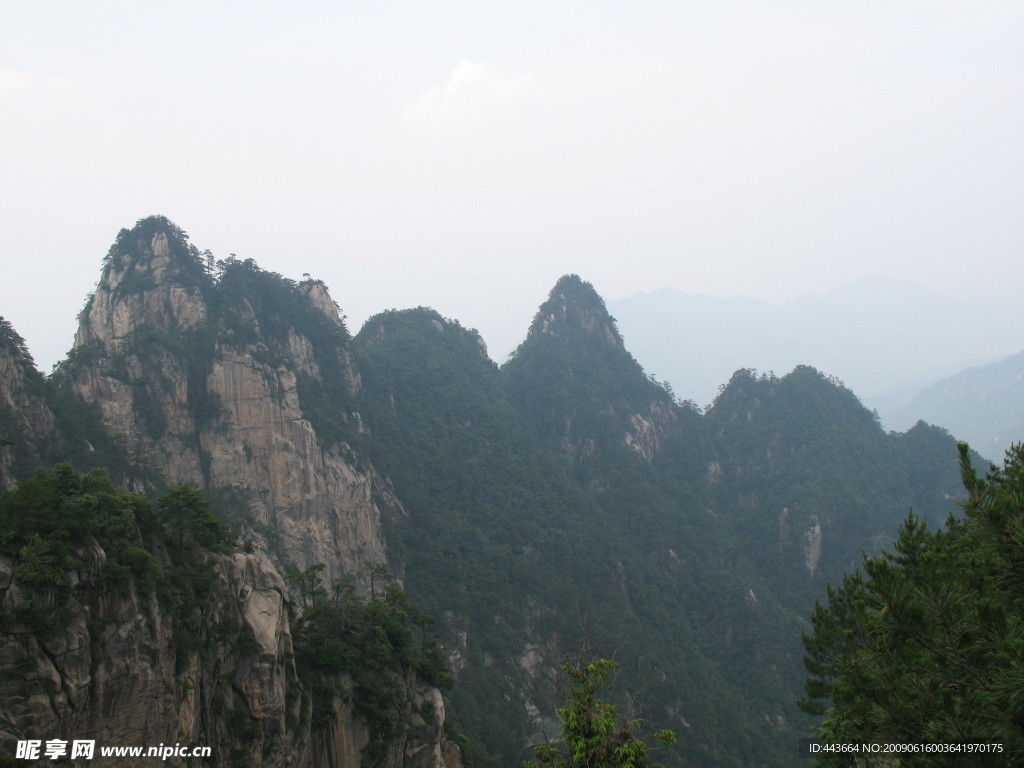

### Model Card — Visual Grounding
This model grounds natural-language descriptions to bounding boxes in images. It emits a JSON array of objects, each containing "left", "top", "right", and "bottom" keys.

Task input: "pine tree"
[{"left": 800, "top": 443, "right": 1024, "bottom": 766}]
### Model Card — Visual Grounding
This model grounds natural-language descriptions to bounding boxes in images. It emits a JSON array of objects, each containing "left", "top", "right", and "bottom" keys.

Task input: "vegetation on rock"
[
  {"left": 0, "top": 465, "right": 161, "bottom": 631},
  {"left": 294, "top": 576, "right": 452, "bottom": 760}
]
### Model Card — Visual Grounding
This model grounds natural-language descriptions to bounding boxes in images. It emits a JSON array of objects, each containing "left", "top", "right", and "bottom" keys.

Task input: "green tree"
[
  {"left": 526, "top": 640, "right": 676, "bottom": 768},
  {"left": 287, "top": 562, "right": 327, "bottom": 608},
  {"left": 157, "top": 484, "right": 235, "bottom": 558},
  {"left": 800, "top": 443, "right": 1024, "bottom": 766},
  {"left": 0, "top": 464, "right": 161, "bottom": 634}
]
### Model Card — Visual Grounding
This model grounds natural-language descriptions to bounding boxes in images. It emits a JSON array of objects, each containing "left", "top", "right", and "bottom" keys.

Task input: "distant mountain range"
[
  {"left": 880, "top": 348, "right": 1024, "bottom": 462},
  {"left": 608, "top": 277, "right": 1022, "bottom": 459}
]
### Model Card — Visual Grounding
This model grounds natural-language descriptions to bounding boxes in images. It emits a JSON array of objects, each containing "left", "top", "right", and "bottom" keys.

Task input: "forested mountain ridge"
[
  {"left": 0, "top": 216, "right": 981, "bottom": 767},
  {"left": 702, "top": 366, "right": 974, "bottom": 610},
  {"left": 349, "top": 273, "right": 973, "bottom": 764}
]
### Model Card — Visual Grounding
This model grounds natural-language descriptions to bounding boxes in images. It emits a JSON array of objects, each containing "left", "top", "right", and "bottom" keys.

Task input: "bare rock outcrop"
[
  {"left": 0, "top": 546, "right": 296, "bottom": 765},
  {"left": 0, "top": 544, "right": 462, "bottom": 768},
  {"left": 63, "top": 219, "right": 391, "bottom": 586},
  {"left": 624, "top": 400, "right": 678, "bottom": 462}
]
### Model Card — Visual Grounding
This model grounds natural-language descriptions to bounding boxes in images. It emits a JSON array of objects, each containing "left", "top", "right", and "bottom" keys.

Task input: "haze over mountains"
[
  {"left": 883, "top": 348, "right": 1024, "bottom": 462},
  {"left": 607, "top": 277, "right": 1022, "bottom": 459}
]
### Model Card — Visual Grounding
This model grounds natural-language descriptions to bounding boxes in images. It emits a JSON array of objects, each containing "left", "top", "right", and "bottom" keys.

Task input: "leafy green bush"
[{"left": 526, "top": 645, "right": 676, "bottom": 768}]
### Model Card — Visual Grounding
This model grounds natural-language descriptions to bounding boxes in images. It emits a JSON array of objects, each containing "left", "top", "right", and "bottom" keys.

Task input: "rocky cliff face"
[
  {"left": 0, "top": 546, "right": 294, "bottom": 764},
  {"left": 0, "top": 320, "right": 57, "bottom": 489},
  {"left": 0, "top": 219, "right": 462, "bottom": 768},
  {"left": 62, "top": 218, "right": 391, "bottom": 586},
  {"left": 0, "top": 543, "right": 461, "bottom": 768}
]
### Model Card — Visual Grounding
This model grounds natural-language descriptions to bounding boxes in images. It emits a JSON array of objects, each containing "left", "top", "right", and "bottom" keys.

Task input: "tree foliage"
[
  {"left": 526, "top": 641, "right": 676, "bottom": 768},
  {"left": 0, "top": 464, "right": 162, "bottom": 628},
  {"left": 157, "top": 484, "right": 235, "bottom": 559},
  {"left": 800, "top": 443, "right": 1024, "bottom": 766},
  {"left": 0, "top": 464, "right": 243, "bottom": 674}
]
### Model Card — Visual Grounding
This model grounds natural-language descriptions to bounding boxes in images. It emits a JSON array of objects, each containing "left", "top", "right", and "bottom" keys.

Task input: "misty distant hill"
[
  {"left": 607, "top": 276, "right": 1019, "bottom": 411},
  {"left": 880, "top": 348, "right": 1024, "bottom": 462}
]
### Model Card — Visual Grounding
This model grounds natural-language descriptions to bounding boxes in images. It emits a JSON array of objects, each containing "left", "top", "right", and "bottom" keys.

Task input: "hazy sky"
[{"left": 2, "top": 0, "right": 1022, "bottom": 372}]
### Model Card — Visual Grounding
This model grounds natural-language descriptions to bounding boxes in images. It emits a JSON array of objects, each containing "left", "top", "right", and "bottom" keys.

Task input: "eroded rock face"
[
  {"left": 0, "top": 333, "right": 56, "bottom": 489},
  {"left": 65, "top": 224, "right": 391, "bottom": 586},
  {"left": 198, "top": 347, "right": 388, "bottom": 581},
  {"left": 0, "top": 546, "right": 462, "bottom": 768},
  {"left": 624, "top": 401, "right": 677, "bottom": 462},
  {"left": 75, "top": 232, "right": 208, "bottom": 350},
  {"left": 0, "top": 546, "right": 295, "bottom": 764},
  {"left": 803, "top": 516, "right": 823, "bottom": 577}
]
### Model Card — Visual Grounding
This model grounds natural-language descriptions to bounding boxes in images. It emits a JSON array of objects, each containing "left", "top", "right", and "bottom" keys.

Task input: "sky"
[{"left": 2, "top": 0, "right": 1022, "bottom": 373}]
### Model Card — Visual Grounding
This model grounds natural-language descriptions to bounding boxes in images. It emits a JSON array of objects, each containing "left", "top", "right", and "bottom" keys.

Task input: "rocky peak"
[
  {"left": 75, "top": 216, "right": 211, "bottom": 351},
  {"left": 299, "top": 280, "right": 345, "bottom": 328},
  {"left": 527, "top": 274, "right": 624, "bottom": 348},
  {"left": 62, "top": 218, "right": 389, "bottom": 588}
]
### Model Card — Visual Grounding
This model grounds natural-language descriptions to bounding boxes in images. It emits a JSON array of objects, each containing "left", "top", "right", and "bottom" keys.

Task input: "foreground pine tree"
[{"left": 801, "top": 443, "right": 1024, "bottom": 766}]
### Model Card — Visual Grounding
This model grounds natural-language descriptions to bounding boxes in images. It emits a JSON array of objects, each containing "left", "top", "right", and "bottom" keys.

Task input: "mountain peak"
[
  {"left": 100, "top": 215, "right": 210, "bottom": 291},
  {"left": 527, "top": 274, "right": 624, "bottom": 348},
  {"left": 504, "top": 276, "right": 679, "bottom": 463},
  {"left": 74, "top": 216, "right": 212, "bottom": 352}
]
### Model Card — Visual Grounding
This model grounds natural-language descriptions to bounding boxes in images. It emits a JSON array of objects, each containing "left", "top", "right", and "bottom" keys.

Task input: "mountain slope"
[
  {"left": 702, "top": 366, "right": 969, "bottom": 609},
  {"left": 353, "top": 307, "right": 631, "bottom": 759},
  {"left": 503, "top": 275, "right": 684, "bottom": 466},
  {"left": 353, "top": 302, "right": 800, "bottom": 766},
  {"left": 348, "top": 275, "right": 972, "bottom": 766}
]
